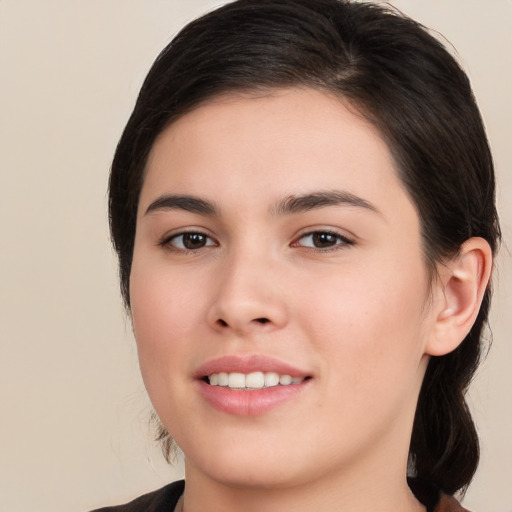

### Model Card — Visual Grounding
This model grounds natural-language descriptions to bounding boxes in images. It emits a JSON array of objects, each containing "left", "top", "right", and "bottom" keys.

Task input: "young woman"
[{"left": 95, "top": 1, "right": 500, "bottom": 510}]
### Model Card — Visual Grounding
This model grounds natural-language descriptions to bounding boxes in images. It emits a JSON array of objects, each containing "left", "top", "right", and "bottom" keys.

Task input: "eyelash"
[
  {"left": 158, "top": 229, "right": 354, "bottom": 253},
  {"left": 158, "top": 231, "right": 217, "bottom": 252},
  {"left": 292, "top": 230, "right": 354, "bottom": 252}
]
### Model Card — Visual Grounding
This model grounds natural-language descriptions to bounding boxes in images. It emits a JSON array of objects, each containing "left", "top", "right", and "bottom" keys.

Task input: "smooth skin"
[{"left": 130, "top": 88, "right": 492, "bottom": 512}]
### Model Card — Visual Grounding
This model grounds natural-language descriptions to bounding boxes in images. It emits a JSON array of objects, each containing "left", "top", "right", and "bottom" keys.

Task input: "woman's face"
[{"left": 130, "top": 88, "right": 438, "bottom": 489}]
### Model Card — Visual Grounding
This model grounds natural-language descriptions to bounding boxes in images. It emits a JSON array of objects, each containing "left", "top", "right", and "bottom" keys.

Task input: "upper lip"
[{"left": 194, "top": 354, "right": 311, "bottom": 379}]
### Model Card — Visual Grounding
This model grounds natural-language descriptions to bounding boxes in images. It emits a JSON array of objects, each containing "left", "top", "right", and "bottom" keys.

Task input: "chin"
[
  {"left": 193, "top": 458, "right": 310, "bottom": 490},
  {"left": 180, "top": 432, "right": 314, "bottom": 490}
]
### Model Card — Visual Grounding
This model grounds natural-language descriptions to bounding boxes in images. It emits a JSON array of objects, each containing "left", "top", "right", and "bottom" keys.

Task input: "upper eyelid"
[
  {"left": 294, "top": 231, "right": 353, "bottom": 245},
  {"left": 156, "top": 226, "right": 355, "bottom": 248},
  {"left": 292, "top": 226, "right": 355, "bottom": 242},
  {"left": 288, "top": 229, "right": 356, "bottom": 254},
  {"left": 158, "top": 228, "right": 217, "bottom": 247}
]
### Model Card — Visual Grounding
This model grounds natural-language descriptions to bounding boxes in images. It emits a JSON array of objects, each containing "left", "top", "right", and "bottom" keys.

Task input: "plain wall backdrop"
[{"left": 0, "top": 1, "right": 510, "bottom": 511}]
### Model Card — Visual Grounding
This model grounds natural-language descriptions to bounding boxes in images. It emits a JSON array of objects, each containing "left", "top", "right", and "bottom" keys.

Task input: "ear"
[{"left": 425, "top": 237, "right": 493, "bottom": 357}]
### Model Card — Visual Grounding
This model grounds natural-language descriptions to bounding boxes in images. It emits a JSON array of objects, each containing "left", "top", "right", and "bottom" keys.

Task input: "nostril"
[{"left": 214, "top": 317, "right": 271, "bottom": 328}]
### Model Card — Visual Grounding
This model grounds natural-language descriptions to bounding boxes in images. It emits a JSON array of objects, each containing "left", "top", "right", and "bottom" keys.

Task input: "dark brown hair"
[{"left": 109, "top": 0, "right": 500, "bottom": 495}]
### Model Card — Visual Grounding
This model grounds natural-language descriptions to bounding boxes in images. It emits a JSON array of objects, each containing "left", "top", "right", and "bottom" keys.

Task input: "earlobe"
[{"left": 425, "top": 237, "right": 493, "bottom": 357}]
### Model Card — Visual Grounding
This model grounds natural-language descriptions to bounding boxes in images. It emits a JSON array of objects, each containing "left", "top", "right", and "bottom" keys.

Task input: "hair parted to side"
[{"left": 109, "top": 0, "right": 500, "bottom": 496}]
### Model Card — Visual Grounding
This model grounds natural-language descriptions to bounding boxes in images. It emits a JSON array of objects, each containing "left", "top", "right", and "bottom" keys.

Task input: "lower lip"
[{"left": 197, "top": 380, "right": 310, "bottom": 416}]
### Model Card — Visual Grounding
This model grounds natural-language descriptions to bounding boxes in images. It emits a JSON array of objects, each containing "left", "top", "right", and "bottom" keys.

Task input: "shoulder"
[{"left": 89, "top": 480, "right": 184, "bottom": 512}]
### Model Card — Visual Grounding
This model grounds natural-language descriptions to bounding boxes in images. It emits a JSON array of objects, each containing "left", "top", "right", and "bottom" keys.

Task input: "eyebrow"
[
  {"left": 145, "top": 194, "right": 219, "bottom": 216},
  {"left": 144, "top": 190, "right": 379, "bottom": 217},
  {"left": 272, "top": 190, "right": 379, "bottom": 216}
]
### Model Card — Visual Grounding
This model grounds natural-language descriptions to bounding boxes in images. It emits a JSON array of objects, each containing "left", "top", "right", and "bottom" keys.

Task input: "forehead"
[{"left": 141, "top": 88, "right": 414, "bottom": 221}]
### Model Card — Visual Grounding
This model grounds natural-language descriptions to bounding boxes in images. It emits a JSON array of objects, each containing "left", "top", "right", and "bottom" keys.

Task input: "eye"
[
  {"left": 163, "top": 231, "right": 217, "bottom": 251},
  {"left": 293, "top": 230, "right": 353, "bottom": 250}
]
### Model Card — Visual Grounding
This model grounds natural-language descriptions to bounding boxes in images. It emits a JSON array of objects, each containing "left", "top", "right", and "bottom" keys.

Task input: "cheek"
[
  {"left": 305, "top": 275, "right": 429, "bottom": 440},
  {"left": 297, "top": 257, "right": 430, "bottom": 380},
  {"left": 129, "top": 262, "right": 203, "bottom": 390},
  {"left": 130, "top": 252, "right": 207, "bottom": 335}
]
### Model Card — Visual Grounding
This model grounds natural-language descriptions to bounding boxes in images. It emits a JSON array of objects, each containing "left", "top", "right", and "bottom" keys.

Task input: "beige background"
[{"left": 0, "top": 1, "right": 510, "bottom": 511}]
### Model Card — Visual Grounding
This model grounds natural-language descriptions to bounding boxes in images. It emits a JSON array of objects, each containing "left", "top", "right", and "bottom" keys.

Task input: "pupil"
[
  {"left": 184, "top": 233, "right": 206, "bottom": 249},
  {"left": 313, "top": 232, "right": 336, "bottom": 248}
]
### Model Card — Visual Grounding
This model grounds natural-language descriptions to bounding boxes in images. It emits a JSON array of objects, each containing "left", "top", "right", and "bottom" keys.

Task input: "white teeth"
[
  {"left": 279, "top": 374, "right": 292, "bottom": 385},
  {"left": 264, "top": 372, "right": 279, "bottom": 387},
  {"left": 228, "top": 372, "right": 245, "bottom": 389},
  {"left": 207, "top": 371, "right": 305, "bottom": 389},
  {"left": 245, "top": 371, "right": 265, "bottom": 389}
]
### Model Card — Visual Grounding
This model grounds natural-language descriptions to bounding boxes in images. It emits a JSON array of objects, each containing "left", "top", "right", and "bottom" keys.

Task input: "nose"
[{"left": 207, "top": 251, "right": 289, "bottom": 336}]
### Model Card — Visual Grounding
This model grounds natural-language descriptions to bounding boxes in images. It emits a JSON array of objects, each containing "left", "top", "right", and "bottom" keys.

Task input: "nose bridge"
[{"left": 208, "top": 242, "right": 288, "bottom": 334}]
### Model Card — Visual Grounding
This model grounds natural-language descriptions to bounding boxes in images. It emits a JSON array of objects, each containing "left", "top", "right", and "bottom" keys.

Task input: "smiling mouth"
[
  {"left": 205, "top": 371, "right": 312, "bottom": 390},
  {"left": 198, "top": 362, "right": 313, "bottom": 415}
]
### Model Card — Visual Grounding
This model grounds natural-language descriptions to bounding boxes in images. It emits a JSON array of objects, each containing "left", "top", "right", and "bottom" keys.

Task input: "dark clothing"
[
  {"left": 91, "top": 480, "right": 184, "bottom": 512},
  {"left": 90, "top": 478, "right": 470, "bottom": 512}
]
